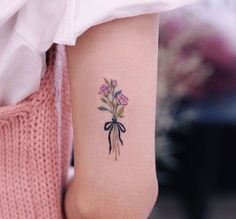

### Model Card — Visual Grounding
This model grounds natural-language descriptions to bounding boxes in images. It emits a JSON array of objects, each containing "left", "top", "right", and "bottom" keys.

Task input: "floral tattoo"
[{"left": 97, "top": 78, "right": 129, "bottom": 160}]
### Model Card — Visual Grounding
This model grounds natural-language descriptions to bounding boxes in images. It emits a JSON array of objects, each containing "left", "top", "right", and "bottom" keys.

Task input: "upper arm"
[{"left": 66, "top": 13, "right": 159, "bottom": 219}]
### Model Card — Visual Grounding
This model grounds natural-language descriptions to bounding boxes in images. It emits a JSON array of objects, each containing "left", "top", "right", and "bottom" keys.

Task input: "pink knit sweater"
[{"left": 0, "top": 44, "right": 73, "bottom": 219}]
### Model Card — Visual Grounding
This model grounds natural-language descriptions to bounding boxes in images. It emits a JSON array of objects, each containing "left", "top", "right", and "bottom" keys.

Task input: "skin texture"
[{"left": 64, "top": 13, "right": 159, "bottom": 219}]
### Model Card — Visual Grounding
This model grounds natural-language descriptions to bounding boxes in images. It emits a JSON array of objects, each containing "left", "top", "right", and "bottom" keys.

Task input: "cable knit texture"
[{"left": 0, "top": 44, "right": 73, "bottom": 219}]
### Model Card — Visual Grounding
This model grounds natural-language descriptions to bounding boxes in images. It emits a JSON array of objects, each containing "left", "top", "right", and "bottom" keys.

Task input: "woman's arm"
[{"left": 64, "top": 13, "right": 159, "bottom": 219}]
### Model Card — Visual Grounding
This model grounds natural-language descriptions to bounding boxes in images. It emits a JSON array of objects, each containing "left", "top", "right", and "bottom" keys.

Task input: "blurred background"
[{"left": 150, "top": 0, "right": 236, "bottom": 218}]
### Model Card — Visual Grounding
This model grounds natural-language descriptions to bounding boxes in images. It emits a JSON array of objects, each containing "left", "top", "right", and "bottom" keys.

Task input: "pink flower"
[
  {"left": 98, "top": 84, "right": 109, "bottom": 96},
  {"left": 111, "top": 79, "right": 117, "bottom": 87},
  {"left": 116, "top": 93, "right": 129, "bottom": 106}
]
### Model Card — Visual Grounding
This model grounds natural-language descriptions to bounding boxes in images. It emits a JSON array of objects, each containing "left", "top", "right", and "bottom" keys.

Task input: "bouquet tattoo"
[{"left": 97, "top": 78, "right": 129, "bottom": 160}]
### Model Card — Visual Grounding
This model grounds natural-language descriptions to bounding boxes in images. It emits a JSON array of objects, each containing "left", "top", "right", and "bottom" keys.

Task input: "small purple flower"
[
  {"left": 116, "top": 93, "right": 129, "bottom": 106},
  {"left": 111, "top": 79, "right": 117, "bottom": 87},
  {"left": 98, "top": 84, "right": 109, "bottom": 96}
]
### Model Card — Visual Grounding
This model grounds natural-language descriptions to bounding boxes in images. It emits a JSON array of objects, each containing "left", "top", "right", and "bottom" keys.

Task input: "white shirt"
[{"left": 0, "top": 0, "right": 200, "bottom": 106}]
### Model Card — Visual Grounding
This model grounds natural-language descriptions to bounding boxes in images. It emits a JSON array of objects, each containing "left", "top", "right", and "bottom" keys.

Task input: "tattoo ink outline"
[{"left": 97, "top": 78, "right": 129, "bottom": 160}]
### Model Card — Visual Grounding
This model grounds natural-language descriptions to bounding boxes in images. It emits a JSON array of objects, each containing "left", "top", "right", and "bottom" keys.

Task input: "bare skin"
[{"left": 64, "top": 13, "right": 159, "bottom": 219}]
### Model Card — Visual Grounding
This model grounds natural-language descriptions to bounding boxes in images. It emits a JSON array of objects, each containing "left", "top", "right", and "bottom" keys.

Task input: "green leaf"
[
  {"left": 114, "top": 90, "right": 122, "bottom": 97},
  {"left": 100, "top": 98, "right": 108, "bottom": 104},
  {"left": 97, "top": 106, "right": 109, "bottom": 111},
  {"left": 110, "top": 101, "right": 116, "bottom": 108},
  {"left": 117, "top": 106, "right": 124, "bottom": 117},
  {"left": 103, "top": 78, "right": 110, "bottom": 86}
]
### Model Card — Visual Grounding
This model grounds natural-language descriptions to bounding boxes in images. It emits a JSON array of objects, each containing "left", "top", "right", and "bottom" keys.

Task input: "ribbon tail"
[
  {"left": 117, "top": 122, "right": 126, "bottom": 146},
  {"left": 117, "top": 127, "right": 123, "bottom": 146},
  {"left": 108, "top": 126, "right": 113, "bottom": 154}
]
